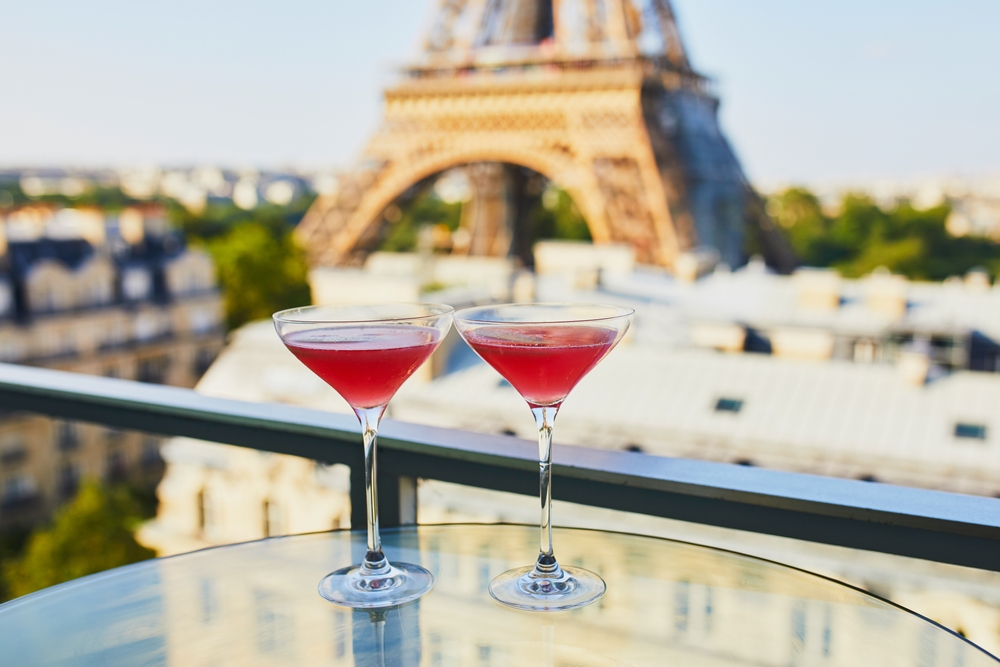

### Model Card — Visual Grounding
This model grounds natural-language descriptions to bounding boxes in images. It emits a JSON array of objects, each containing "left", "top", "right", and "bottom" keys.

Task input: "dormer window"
[
  {"left": 714, "top": 398, "right": 743, "bottom": 413},
  {"left": 0, "top": 282, "right": 12, "bottom": 317},
  {"left": 122, "top": 268, "right": 152, "bottom": 301},
  {"left": 954, "top": 423, "right": 987, "bottom": 440}
]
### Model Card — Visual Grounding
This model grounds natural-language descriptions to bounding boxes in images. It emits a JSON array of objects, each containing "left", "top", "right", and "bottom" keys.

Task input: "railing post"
[
  {"left": 371, "top": 474, "right": 419, "bottom": 528},
  {"left": 398, "top": 476, "right": 418, "bottom": 525},
  {"left": 349, "top": 457, "right": 417, "bottom": 529}
]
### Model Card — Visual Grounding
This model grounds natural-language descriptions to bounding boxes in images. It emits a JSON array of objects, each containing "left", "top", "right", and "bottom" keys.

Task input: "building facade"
[{"left": 0, "top": 204, "right": 225, "bottom": 528}]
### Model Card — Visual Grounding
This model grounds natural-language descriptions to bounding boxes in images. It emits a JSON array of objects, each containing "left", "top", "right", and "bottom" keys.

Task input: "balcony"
[
  {"left": 3, "top": 360, "right": 1000, "bottom": 663},
  {"left": 1, "top": 361, "right": 998, "bottom": 573}
]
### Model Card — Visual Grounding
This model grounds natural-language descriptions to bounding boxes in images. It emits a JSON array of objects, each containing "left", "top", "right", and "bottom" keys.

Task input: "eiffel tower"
[{"left": 298, "top": 0, "right": 794, "bottom": 271}]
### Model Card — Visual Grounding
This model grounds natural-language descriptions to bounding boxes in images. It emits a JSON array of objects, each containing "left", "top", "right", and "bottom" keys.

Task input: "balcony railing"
[{"left": 1, "top": 361, "right": 1000, "bottom": 572}]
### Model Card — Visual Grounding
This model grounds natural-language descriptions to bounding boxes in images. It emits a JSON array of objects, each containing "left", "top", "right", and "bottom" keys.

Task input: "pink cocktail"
[
  {"left": 455, "top": 304, "right": 634, "bottom": 612},
  {"left": 274, "top": 304, "right": 453, "bottom": 609},
  {"left": 460, "top": 325, "right": 618, "bottom": 407},
  {"left": 284, "top": 326, "right": 441, "bottom": 409}
]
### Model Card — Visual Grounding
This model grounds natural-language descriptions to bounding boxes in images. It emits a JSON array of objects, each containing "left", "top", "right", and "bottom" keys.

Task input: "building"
[
  {"left": 138, "top": 246, "right": 1000, "bottom": 650},
  {"left": 0, "top": 204, "right": 225, "bottom": 528}
]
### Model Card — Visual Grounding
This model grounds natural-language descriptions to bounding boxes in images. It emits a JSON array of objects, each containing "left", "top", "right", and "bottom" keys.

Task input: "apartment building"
[{"left": 0, "top": 205, "right": 225, "bottom": 528}]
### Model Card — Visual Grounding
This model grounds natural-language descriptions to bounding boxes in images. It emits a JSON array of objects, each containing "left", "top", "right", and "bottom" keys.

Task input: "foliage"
[
  {"left": 0, "top": 181, "right": 30, "bottom": 209},
  {"left": 0, "top": 182, "right": 153, "bottom": 211},
  {"left": 531, "top": 186, "right": 592, "bottom": 243},
  {"left": 170, "top": 194, "right": 316, "bottom": 331},
  {"left": 206, "top": 222, "right": 312, "bottom": 330},
  {"left": 2, "top": 481, "right": 155, "bottom": 601},
  {"left": 168, "top": 195, "right": 315, "bottom": 242},
  {"left": 379, "top": 190, "right": 463, "bottom": 253},
  {"left": 768, "top": 188, "right": 1000, "bottom": 280},
  {"left": 376, "top": 181, "right": 590, "bottom": 255},
  {"left": 0, "top": 527, "right": 31, "bottom": 602}
]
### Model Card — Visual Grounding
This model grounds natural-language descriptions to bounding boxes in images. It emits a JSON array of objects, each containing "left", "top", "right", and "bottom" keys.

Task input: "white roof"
[
  {"left": 546, "top": 266, "right": 1000, "bottom": 342},
  {"left": 391, "top": 344, "right": 1000, "bottom": 496},
  {"left": 190, "top": 303, "right": 1000, "bottom": 497}
]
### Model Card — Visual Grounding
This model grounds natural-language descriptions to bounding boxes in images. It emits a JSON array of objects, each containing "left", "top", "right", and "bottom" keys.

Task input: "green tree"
[
  {"left": 768, "top": 187, "right": 843, "bottom": 266},
  {"left": 169, "top": 196, "right": 316, "bottom": 242},
  {"left": 2, "top": 482, "right": 154, "bottom": 600},
  {"left": 768, "top": 187, "right": 1000, "bottom": 281},
  {"left": 379, "top": 190, "right": 463, "bottom": 253},
  {"left": 206, "top": 222, "right": 312, "bottom": 330},
  {"left": 532, "top": 186, "right": 592, "bottom": 243}
]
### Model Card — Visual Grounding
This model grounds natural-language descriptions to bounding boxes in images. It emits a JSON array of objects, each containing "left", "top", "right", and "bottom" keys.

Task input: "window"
[
  {"left": 263, "top": 500, "right": 285, "bottom": 538},
  {"left": 714, "top": 398, "right": 743, "bottom": 413},
  {"left": 100, "top": 323, "right": 128, "bottom": 351},
  {"left": 0, "top": 336, "right": 23, "bottom": 362},
  {"left": 0, "top": 282, "right": 12, "bottom": 317},
  {"left": 193, "top": 347, "right": 216, "bottom": 377},
  {"left": 955, "top": 423, "right": 987, "bottom": 440},
  {"left": 57, "top": 421, "right": 80, "bottom": 451},
  {"left": 138, "top": 354, "right": 171, "bottom": 384},
  {"left": 121, "top": 268, "right": 152, "bottom": 301},
  {"left": 2, "top": 473, "right": 37, "bottom": 507},
  {"left": 134, "top": 313, "right": 167, "bottom": 342},
  {"left": 0, "top": 437, "right": 27, "bottom": 465},
  {"left": 59, "top": 464, "right": 80, "bottom": 500},
  {"left": 141, "top": 437, "right": 162, "bottom": 468},
  {"left": 189, "top": 308, "right": 218, "bottom": 334},
  {"left": 106, "top": 448, "right": 127, "bottom": 482}
]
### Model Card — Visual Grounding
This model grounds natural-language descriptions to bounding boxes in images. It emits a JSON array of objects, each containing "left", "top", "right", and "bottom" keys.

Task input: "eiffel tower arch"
[{"left": 298, "top": 0, "right": 795, "bottom": 271}]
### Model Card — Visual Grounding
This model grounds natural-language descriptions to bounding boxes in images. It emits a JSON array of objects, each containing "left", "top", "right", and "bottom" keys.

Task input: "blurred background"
[{"left": 2, "top": 0, "right": 1000, "bottom": 651}]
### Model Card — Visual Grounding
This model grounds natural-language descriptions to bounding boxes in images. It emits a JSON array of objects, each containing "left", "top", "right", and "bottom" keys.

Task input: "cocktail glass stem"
[
  {"left": 370, "top": 610, "right": 388, "bottom": 667},
  {"left": 531, "top": 405, "right": 562, "bottom": 578},
  {"left": 356, "top": 406, "right": 389, "bottom": 575}
]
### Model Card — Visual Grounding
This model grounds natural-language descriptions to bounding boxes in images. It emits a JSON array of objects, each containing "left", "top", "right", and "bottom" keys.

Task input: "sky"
[{"left": 1, "top": 0, "right": 998, "bottom": 187}]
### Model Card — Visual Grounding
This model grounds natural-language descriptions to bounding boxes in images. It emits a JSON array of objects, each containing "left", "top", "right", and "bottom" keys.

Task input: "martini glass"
[
  {"left": 454, "top": 303, "right": 634, "bottom": 611},
  {"left": 273, "top": 303, "right": 453, "bottom": 608}
]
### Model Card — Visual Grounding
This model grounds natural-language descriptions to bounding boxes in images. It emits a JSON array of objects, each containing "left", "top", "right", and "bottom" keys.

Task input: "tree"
[
  {"left": 768, "top": 187, "right": 1000, "bottom": 280},
  {"left": 2, "top": 482, "right": 155, "bottom": 600},
  {"left": 379, "top": 189, "right": 463, "bottom": 253},
  {"left": 532, "top": 185, "right": 592, "bottom": 243},
  {"left": 206, "top": 222, "right": 312, "bottom": 330}
]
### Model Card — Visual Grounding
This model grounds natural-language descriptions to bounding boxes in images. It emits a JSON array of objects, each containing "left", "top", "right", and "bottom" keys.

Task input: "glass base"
[
  {"left": 489, "top": 564, "right": 606, "bottom": 612},
  {"left": 318, "top": 561, "right": 434, "bottom": 609}
]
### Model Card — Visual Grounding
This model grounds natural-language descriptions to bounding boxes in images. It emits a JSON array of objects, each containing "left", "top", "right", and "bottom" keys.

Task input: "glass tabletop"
[{"left": 0, "top": 524, "right": 993, "bottom": 667}]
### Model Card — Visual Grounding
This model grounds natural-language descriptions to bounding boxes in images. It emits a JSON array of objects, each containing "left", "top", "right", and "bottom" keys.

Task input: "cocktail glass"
[
  {"left": 273, "top": 303, "right": 453, "bottom": 608},
  {"left": 454, "top": 303, "right": 634, "bottom": 611}
]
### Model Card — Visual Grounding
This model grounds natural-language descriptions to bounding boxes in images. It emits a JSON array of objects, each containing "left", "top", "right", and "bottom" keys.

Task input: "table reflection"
[{"left": 0, "top": 525, "right": 993, "bottom": 667}]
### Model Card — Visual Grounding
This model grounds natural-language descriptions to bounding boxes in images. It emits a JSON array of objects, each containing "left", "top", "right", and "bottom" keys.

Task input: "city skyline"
[{"left": 3, "top": 1, "right": 998, "bottom": 186}]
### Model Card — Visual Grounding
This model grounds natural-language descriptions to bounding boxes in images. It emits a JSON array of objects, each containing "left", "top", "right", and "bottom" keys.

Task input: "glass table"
[{"left": 0, "top": 525, "right": 994, "bottom": 666}]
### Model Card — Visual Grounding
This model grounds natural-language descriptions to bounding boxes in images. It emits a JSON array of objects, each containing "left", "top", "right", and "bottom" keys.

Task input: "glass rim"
[
  {"left": 454, "top": 302, "right": 635, "bottom": 325},
  {"left": 273, "top": 302, "right": 455, "bottom": 325}
]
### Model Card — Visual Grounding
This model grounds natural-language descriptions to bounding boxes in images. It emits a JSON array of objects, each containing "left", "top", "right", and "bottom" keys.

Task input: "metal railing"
[{"left": 2, "top": 362, "right": 1000, "bottom": 572}]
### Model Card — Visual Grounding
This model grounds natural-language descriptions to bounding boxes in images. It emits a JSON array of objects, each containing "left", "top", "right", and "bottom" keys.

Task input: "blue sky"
[{"left": 2, "top": 1, "right": 998, "bottom": 186}]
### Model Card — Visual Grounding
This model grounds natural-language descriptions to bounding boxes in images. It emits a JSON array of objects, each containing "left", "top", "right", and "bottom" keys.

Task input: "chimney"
[
  {"left": 119, "top": 207, "right": 145, "bottom": 245},
  {"left": 674, "top": 247, "right": 720, "bottom": 283},
  {"left": 865, "top": 269, "right": 908, "bottom": 319},
  {"left": 897, "top": 338, "right": 932, "bottom": 386},
  {"left": 793, "top": 268, "right": 840, "bottom": 310}
]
